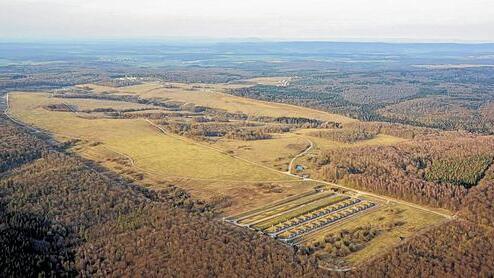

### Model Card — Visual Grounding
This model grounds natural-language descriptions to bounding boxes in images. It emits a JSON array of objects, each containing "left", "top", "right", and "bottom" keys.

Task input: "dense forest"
[
  {"left": 459, "top": 163, "right": 494, "bottom": 227},
  {"left": 312, "top": 133, "right": 494, "bottom": 210},
  {"left": 230, "top": 68, "right": 494, "bottom": 134},
  {"left": 351, "top": 221, "right": 494, "bottom": 277},
  {"left": 2, "top": 111, "right": 494, "bottom": 277},
  {"left": 0, "top": 121, "right": 49, "bottom": 172},
  {"left": 310, "top": 121, "right": 436, "bottom": 143},
  {"left": 0, "top": 116, "right": 324, "bottom": 277}
]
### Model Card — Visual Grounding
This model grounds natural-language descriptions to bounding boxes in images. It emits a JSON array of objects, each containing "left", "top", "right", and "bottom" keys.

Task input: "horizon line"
[{"left": 1, "top": 36, "right": 494, "bottom": 45}]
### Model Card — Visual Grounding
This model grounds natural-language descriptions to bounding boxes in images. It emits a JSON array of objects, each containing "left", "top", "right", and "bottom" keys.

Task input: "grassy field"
[
  {"left": 230, "top": 190, "right": 319, "bottom": 220},
  {"left": 80, "top": 82, "right": 356, "bottom": 124},
  {"left": 253, "top": 195, "right": 350, "bottom": 230},
  {"left": 8, "top": 93, "right": 288, "bottom": 181},
  {"left": 8, "top": 92, "right": 316, "bottom": 213},
  {"left": 215, "top": 134, "right": 309, "bottom": 171},
  {"left": 297, "top": 200, "right": 446, "bottom": 266},
  {"left": 237, "top": 190, "right": 336, "bottom": 225},
  {"left": 8, "top": 86, "right": 450, "bottom": 266}
]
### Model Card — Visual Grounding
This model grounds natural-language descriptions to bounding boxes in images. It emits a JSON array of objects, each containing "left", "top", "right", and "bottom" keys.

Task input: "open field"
[
  {"left": 215, "top": 134, "right": 310, "bottom": 171},
  {"left": 8, "top": 93, "right": 280, "bottom": 182},
  {"left": 243, "top": 76, "right": 293, "bottom": 86},
  {"left": 229, "top": 190, "right": 319, "bottom": 221},
  {"left": 79, "top": 82, "right": 356, "bottom": 124},
  {"left": 237, "top": 190, "right": 336, "bottom": 225},
  {"left": 8, "top": 84, "right": 450, "bottom": 267},
  {"left": 228, "top": 188, "right": 446, "bottom": 267},
  {"left": 7, "top": 92, "right": 318, "bottom": 213},
  {"left": 253, "top": 194, "right": 351, "bottom": 231}
]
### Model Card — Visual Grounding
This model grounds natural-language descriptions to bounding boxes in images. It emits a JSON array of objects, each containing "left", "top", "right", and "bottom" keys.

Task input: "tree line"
[
  {"left": 313, "top": 134, "right": 494, "bottom": 210},
  {"left": 1, "top": 114, "right": 494, "bottom": 277}
]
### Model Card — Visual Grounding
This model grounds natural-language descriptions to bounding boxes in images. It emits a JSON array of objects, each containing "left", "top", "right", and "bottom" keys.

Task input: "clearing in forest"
[
  {"left": 7, "top": 83, "right": 449, "bottom": 268},
  {"left": 8, "top": 92, "right": 311, "bottom": 213}
]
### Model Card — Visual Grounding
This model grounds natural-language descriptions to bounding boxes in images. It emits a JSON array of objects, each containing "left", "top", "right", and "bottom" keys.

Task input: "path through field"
[
  {"left": 5, "top": 93, "right": 453, "bottom": 220},
  {"left": 287, "top": 138, "right": 313, "bottom": 173},
  {"left": 144, "top": 117, "right": 453, "bottom": 219}
]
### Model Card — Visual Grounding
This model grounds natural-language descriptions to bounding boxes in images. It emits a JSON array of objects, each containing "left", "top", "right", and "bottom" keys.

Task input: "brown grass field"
[
  {"left": 78, "top": 82, "right": 356, "bottom": 123},
  {"left": 296, "top": 199, "right": 446, "bottom": 266},
  {"left": 7, "top": 82, "right": 449, "bottom": 265},
  {"left": 8, "top": 92, "right": 316, "bottom": 213}
]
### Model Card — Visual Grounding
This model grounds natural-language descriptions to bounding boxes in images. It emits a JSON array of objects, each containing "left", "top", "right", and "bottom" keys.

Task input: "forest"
[
  {"left": 229, "top": 68, "right": 494, "bottom": 134},
  {"left": 2, "top": 41, "right": 494, "bottom": 276},
  {"left": 353, "top": 221, "right": 494, "bottom": 277},
  {"left": 312, "top": 133, "right": 494, "bottom": 210},
  {"left": 1, "top": 110, "right": 494, "bottom": 277}
]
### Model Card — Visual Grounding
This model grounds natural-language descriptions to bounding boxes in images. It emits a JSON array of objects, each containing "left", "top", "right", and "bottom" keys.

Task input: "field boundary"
[{"left": 7, "top": 92, "right": 454, "bottom": 219}]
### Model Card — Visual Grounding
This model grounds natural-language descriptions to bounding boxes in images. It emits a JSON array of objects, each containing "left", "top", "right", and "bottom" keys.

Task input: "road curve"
[
  {"left": 287, "top": 138, "right": 314, "bottom": 173},
  {"left": 147, "top": 117, "right": 453, "bottom": 219},
  {"left": 4, "top": 94, "right": 453, "bottom": 220}
]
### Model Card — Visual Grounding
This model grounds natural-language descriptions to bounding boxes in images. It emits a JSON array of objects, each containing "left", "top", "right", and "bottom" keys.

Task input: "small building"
[{"left": 295, "top": 165, "right": 304, "bottom": 172}]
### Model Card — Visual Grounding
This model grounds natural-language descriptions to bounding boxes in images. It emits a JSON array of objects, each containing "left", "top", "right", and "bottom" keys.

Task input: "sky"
[{"left": 1, "top": 0, "right": 494, "bottom": 42}]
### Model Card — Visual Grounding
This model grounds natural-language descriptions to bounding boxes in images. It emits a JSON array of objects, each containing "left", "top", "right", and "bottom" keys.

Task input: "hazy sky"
[{"left": 1, "top": 0, "right": 493, "bottom": 42}]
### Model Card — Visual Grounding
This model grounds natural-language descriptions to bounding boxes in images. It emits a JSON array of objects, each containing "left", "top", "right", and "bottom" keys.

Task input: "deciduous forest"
[{"left": 2, "top": 114, "right": 494, "bottom": 277}]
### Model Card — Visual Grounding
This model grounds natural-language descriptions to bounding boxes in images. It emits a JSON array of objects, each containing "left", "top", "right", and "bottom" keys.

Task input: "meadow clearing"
[
  {"left": 229, "top": 187, "right": 446, "bottom": 268},
  {"left": 8, "top": 82, "right": 449, "bottom": 265},
  {"left": 8, "top": 92, "right": 315, "bottom": 213},
  {"left": 78, "top": 82, "right": 356, "bottom": 124}
]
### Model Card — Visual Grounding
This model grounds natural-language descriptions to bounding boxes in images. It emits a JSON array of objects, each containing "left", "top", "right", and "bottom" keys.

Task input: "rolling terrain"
[
  {"left": 6, "top": 81, "right": 453, "bottom": 268},
  {"left": 1, "top": 41, "right": 494, "bottom": 276}
]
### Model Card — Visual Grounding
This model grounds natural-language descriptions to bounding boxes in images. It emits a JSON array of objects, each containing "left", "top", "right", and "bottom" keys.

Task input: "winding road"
[
  {"left": 287, "top": 138, "right": 314, "bottom": 174},
  {"left": 3, "top": 93, "right": 454, "bottom": 220},
  {"left": 146, "top": 117, "right": 453, "bottom": 219}
]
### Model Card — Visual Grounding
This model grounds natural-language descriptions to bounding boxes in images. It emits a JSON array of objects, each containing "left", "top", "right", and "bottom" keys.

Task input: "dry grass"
[
  {"left": 244, "top": 76, "right": 292, "bottom": 86},
  {"left": 8, "top": 92, "right": 316, "bottom": 212},
  {"left": 253, "top": 194, "right": 349, "bottom": 230},
  {"left": 80, "top": 82, "right": 356, "bottom": 124},
  {"left": 299, "top": 200, "right": 446, "bottom": 265},
  {"left": 237, "top": 190, "right": 336, "bottom": 225},
  {"left": 214, "top": 134, "right": 309, "bottom": 171},
  {"left": 10, "top": 93, "right": 287, "bottom": 181}
]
